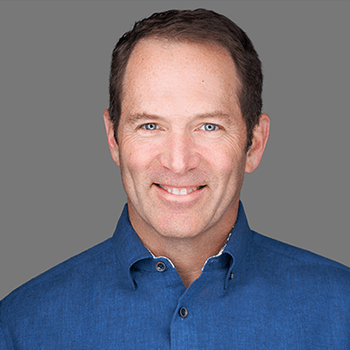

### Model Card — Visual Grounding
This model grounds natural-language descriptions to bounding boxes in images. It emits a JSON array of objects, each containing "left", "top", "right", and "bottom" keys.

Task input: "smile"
[{"left": 155, "top": 184, "right": 206, "bottom": 195}]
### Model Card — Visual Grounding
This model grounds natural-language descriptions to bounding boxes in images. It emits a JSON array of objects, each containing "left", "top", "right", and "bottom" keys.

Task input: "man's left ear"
[{"left": 245, "top": 113, "right": 270, "bottom": 174}]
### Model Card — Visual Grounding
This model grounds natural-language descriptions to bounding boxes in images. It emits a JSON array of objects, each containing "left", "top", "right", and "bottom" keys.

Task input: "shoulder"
[
  {"left": 0, "top": 237, "right": 121, "bottom": 320},
  {"left": 250, "top": 231, "right": 350, "bottom": 289}
]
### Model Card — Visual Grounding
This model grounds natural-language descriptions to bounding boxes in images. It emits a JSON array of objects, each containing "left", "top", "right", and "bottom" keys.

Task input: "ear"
[
  {"left": 103, "top": 109, "right": 120, "bottom": 167},
  {"left": 245, "top": 113, "right": 270, "bottom": 173}
]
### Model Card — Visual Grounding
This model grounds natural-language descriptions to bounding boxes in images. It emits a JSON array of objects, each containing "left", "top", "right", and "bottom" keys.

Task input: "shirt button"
[
  {"left": 155, "top": 261, "right": 166, "bottom": 272},
  {"left": 179, "top": 307, "right": 188, "bottom": 318}
]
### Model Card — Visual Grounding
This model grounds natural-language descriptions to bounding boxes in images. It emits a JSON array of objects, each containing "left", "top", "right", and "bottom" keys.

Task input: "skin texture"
[{"left": 104, "top": 39, "right": 270, "bottom": 287}]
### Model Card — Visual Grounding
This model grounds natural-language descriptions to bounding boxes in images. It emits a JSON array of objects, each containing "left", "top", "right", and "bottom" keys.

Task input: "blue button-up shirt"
[{"left": 1, "top": 202, "right": 350, "bottom": 349}]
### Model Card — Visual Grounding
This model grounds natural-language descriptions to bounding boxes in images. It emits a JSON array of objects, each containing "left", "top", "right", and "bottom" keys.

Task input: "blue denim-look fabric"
[{"left": 1, "top": 202, "right": 350, "bottom": 349}]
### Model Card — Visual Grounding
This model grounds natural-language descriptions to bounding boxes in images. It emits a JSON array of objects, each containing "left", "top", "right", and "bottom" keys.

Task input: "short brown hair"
[{"left": 109, "top": 8, "right": 263, "bottom": 151}]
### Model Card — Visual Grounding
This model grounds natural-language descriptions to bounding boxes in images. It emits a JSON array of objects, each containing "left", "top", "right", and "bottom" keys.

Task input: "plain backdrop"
[{"left": 1, "top": 1, "right": 349, "bottom": 299}]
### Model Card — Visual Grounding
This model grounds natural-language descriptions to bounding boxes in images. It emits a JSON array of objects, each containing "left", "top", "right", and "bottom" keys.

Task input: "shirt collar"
[
  {"left": 111, "top": 201, "right": 252, "bottom": 290},
  {"left": 222, "top": 200, "right": 252, "bottom": 267},
  {"left": 111, "top": 204, "right": 152, "bottom": 289},
  {"left": 221, "top": 201, "right": 253, "bottom": 288}
]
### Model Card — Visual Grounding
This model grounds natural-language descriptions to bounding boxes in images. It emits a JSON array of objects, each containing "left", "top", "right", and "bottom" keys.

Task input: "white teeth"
[
  {"left": 173, "top": 188, "right": 180, "bottom": 195},
  {"left": 157, "top": 184, "right": 201, "bottom": 195}
]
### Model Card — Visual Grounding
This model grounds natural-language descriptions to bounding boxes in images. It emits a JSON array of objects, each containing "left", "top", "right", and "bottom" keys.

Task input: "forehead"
[{"left": 121, "top": 38, "right": 241, "bottom": 119}]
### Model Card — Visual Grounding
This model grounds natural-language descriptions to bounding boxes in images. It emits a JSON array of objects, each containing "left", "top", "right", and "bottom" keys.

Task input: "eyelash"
[
  {"left": 200, "top": 123, "right": 219, "bottom": 131},
  {"left": 140, "top": 123, "right": 159, "bottom": 131},
  {"left": 139, "top": 122, "right": 220, "bottom": 132}
]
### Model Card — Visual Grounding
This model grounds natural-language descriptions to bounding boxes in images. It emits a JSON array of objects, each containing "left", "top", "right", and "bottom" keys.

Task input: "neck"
[
  {"left": 154, "top": 235, "right": 230, "bottom": 288},
  {"left": 128, "top": 202, "right": 239, "bottom": 288},
  {"left": 140, "top": 223, "right": 234, "bottom": 288}
]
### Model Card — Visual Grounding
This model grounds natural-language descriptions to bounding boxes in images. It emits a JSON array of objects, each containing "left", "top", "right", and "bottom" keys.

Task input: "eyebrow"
[
  {"left": 124, "top": 113, "right": 165, "bottom": 125},
  {"left": 194, "top": 112, "right": 232, "bottom": 122},
  {"left": 125, "top": 111, "right": 232, "bottom": 125}
]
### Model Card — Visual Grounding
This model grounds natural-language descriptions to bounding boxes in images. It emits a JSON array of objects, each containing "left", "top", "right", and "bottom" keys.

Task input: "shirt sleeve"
[{"left": 0, "top": 302, "right": 11, "bottom": 350}]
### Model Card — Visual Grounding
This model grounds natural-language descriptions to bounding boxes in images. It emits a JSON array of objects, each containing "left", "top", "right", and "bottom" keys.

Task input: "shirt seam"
[
  {"left": 2, "top": 239, "right": 115, "bottom": 302},
  {"left": 252, "top": 232, "right": 350, "bottom": 274}
]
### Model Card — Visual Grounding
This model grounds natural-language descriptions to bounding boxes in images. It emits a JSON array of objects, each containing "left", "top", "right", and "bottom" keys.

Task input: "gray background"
[{"left": 1, "top": 1, "right": 349, "bottom": 300}]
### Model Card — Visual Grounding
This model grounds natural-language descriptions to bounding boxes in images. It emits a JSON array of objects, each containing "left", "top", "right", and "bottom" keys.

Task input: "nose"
[{"left": 159, "top": 131, "right": 200, "bottom": 174}]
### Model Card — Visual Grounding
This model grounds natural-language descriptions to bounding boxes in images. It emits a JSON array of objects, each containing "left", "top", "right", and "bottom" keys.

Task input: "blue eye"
[
  {"left": 141, "top": 123, "right": 158, "bottom": 131},
  {"left": 201, "top": 123, "right": 219, "bottom": 131}
]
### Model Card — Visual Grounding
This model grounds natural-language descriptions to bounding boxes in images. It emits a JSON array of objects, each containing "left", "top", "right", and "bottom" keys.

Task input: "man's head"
[
  {"left": 104, "top": 9, "right": 269, "bottom": 244},
  {"left": 108, "top": 8, "right": 263, "bottom": 151}
]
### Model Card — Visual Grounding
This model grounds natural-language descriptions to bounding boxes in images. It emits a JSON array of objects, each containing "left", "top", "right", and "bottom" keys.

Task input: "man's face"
[{"left": 105, "top": 39, "right": 264, "bottom": 241}]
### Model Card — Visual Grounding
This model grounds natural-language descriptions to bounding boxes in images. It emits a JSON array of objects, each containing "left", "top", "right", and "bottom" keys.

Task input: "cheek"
[
  {"left": 203, "top": 138, "right": 246, "bottom": 172},
  {"left": 208, "top": 150, "right": 247, "bottom": 193},
  {"left": 120, "top": 140, "right": 159, "bottom": 174},
  {"left": 211, "top": 155, "right": 244, "bottom": 182}
]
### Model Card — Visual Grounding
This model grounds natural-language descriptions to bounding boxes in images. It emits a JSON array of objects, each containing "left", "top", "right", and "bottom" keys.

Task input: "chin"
[{"left": 152, "top": 215, "right": 208, "bottom": 239}]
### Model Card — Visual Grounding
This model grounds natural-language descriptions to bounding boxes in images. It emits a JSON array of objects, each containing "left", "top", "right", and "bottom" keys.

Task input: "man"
[{"left": 1, "top": 8, "right": 349, "bottom": 349}]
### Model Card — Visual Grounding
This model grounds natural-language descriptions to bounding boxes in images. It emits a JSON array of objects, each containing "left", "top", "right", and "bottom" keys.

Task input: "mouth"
[{"left": 154, "top": 183, "right": 206, "bottom": 195}]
